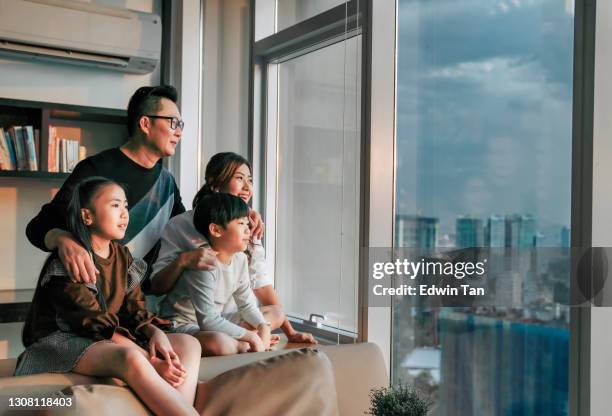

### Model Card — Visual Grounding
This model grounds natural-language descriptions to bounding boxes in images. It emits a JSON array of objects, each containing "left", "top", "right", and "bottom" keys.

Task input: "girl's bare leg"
[
  {"left": 165, "top": 333, "right": 201, "bottom": 404},
  {"left": 73, "top": 342, "right": 197, "bottom": 416}
]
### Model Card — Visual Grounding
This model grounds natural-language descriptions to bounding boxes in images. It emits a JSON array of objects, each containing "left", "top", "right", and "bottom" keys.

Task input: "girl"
[
  {"left": 16, "top": 177, "right": 201, "bottom": 416},
  {"left": 151, "top": 152, "right": 316, "bottom": 356}
]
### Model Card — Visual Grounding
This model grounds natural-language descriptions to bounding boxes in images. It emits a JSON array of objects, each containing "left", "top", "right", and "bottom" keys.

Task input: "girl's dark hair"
[
  {"left": 66, "top": 176, "right": 123, "bottom": 254},
  {"left": 23, "top": 176, "right": 123, "bottom": 347},
  {"left": 193, "top": 193, "right": 249, "bottom": 243},
  {"left": 192, "top": 152, "right": 251, "bottom": 208}
]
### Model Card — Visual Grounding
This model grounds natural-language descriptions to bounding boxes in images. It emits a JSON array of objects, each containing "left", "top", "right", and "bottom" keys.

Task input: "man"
[{"left": 27, "top": 85, "right": 218, "bottom": 288}]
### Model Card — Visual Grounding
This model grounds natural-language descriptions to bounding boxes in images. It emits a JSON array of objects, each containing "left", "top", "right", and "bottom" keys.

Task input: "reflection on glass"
[
  {"left": 393, "top": 1, "right": 573, "bottom": 414},
  {"left": 274, "top": 36, "right": 361, "bottom": 332}
]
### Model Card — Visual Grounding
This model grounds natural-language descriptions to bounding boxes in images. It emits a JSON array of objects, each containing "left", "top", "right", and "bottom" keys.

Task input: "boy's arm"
[
  {"left": 183, "top": 269, "right": 249, "bottom": 338},
  {"left": 233, "top": 261, "right": 267, "bottom": 330}
]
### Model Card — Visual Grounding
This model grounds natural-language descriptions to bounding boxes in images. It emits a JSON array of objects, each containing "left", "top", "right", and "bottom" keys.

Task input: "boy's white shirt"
[
  {"left": 159, "top": 251, "right": 267, "bottom": 338},
  {"left": 153, "top": 210, "right": 271, "bottom": 338},
  {"left": 151, "top": 210, "right": 272, "bottom": 292}
]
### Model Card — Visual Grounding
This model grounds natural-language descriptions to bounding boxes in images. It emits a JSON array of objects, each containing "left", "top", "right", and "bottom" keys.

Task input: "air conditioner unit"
[{"left": 0, "top": 0, "right": 161, "bottom": 74}]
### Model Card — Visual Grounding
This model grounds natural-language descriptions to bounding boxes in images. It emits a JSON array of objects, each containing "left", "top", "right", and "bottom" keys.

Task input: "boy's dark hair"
[
  {"left": 192, "top": 152, "right": 252, "bottom": 208},
  {"left": 193, "top": 193, "right": 249, "bottom": 242},
  {"left": 127, "top": 85, "right": 178, "bottom": 137},
  {"left": 66, "top": 176, "right": 124, "bottom": 255}
]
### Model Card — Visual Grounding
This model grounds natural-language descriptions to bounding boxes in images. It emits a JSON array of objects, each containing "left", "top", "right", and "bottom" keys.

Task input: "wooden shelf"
[
  {"left": 0, "top": 98, "right": 126, "bottom": 124},
  {"left": 0, "top": 170, "right": 70, "bottom": 180}
]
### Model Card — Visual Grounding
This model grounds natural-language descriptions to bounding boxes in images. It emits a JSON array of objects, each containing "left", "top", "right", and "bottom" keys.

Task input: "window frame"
[{"left": 249, "top": 0, "right": 379, "bottom": 345}]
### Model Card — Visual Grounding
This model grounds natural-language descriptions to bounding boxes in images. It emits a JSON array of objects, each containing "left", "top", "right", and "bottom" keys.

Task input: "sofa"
[{"left": 0, "top": 342, "right": 388, "bottom": 415}]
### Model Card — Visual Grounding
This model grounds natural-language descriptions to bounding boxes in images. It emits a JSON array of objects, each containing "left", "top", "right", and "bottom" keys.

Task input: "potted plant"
[{"left": 368, "top": 384, "right": 432, "bottom": 416}]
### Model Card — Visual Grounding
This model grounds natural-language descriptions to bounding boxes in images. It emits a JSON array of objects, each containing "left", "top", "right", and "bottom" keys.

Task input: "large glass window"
[
  {"left": 393, "top": 1, "right": 574, "bottom": 414},
  {"left": 273, "top": 36, "right": 361, "bottom": 334}
]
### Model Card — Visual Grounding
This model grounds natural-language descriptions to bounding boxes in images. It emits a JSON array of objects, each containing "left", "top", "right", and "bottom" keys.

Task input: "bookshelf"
[
  {"left": 0, "top": 98, "right": 128, "bottom": 299},
  {"left": 0, "top": 98, "right": 127, "bottom": 176}
]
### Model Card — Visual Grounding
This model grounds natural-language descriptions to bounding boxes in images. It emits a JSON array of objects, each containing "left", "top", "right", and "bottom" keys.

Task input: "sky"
[{"left": 395, "top": 0, "right": 575, "bottom": 244}]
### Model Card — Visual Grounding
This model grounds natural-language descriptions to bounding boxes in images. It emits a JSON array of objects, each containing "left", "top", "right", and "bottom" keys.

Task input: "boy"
[{"left": 158, "top": 193, "right": 278, "bottom": 355}]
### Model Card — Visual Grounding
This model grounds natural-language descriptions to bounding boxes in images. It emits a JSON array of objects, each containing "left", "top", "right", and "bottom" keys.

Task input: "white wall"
[
  {"left": 590, "top": 0, "right": 612, "bottom": 413},
  {"left": 0, "top": 0, "right": 161, "bottom": 290},
  {"left": 200, "top": 0, "right": 250, "bottom": 180}
]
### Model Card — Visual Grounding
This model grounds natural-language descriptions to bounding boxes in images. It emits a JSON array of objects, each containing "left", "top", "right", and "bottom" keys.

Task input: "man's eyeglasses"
[{"left": 145, "top": 115, "right": 185, "bottom": 131}]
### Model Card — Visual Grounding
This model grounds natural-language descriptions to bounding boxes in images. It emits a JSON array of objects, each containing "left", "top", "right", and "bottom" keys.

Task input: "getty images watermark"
[
  {"left": 372, "top": 257, "right": 487, "bottom": 297},
  {"left": 368, "top": 247, "right": 612, "bottom": 308}
]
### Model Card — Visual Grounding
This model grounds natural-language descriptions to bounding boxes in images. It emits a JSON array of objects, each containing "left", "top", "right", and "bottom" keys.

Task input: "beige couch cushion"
[
  {"left": 195, "top": 343, "right": 388, "bottom": 415},
  {"left": 195, "top": 348, "right": 339, "bottom": 416}
]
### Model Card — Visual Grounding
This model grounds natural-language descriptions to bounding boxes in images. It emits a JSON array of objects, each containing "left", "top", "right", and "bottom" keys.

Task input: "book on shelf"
[
  {"left": 48, "top": 127, "right": 58, "bottom": 172},
  {"left": 24, "top": 126, "right": 38, "bottom": 171},
  {"left": 2, "top": 128, "right": 17, "bottom": 170},
  {"left": 0, "top": 125, "right": 41, "bottom": 172},
  {"left": 0, "top": 128, "right": 12, "bottom": 170},
  {"left": 9, "top": 127, "right": 27, "bottom": 171}
]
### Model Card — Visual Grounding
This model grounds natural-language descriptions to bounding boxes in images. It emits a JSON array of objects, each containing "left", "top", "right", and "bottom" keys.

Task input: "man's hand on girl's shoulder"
[{"left": 56, "top": 231, "right": 99, "bottom": 284}]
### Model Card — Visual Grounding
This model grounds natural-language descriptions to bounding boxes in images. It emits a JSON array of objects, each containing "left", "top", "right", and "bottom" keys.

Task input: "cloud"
[{"left": 394, "top": 0, "right": 574, "bottom": 234}]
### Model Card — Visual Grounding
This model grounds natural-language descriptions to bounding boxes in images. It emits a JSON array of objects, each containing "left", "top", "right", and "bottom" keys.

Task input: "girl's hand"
[
  {"left": 248, "top": 210, "right": 264, "bottom": 240},
  {"left": 287, "top": 331, "right": 318, "bottom": 344},
  {"left": 148, "top": 328, "right": 182, "bottom": 367},
  {"left": 150, "top": 356, "right": 187, "bottom": 387}
]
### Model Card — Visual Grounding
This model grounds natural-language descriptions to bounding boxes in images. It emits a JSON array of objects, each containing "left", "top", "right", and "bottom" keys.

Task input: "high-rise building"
[
  {"left": 486, "top": 215, "right": 505, "bottom": 247},
  {"left": 395, "top": 215, "right": 438, "bottom": 248},
  {"left": 560, "top": 226, "right": 570, "bottom": 247},
  {"left": 456, "top": 216, "right": 483, "bottom": 248},
  {"left": 438, "top": 310, "right": 568, "bottom": 416},
  {"left": 505, "top": 214, "right": 536, "bottom": 247}
]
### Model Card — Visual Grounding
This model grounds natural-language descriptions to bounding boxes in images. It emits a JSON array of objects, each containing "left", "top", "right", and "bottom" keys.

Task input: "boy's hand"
[
  {"left": 179, "top": 247, "right": 217, "bottom": 271},
  {"left": 240, "top": 331, "right": 265, "bottom": 352},
  {"left": 287, "top": 331, "right": 317, "bottom": 344},
  {"left": 257, "top": 323, "right": 272, "bottom": 350},
  {"left": 248, "top": 210, "right": 264, "bottom": 240}
]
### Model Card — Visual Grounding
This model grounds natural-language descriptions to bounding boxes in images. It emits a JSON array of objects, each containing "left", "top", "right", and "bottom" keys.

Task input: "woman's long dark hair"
[
  {"left": 192, "top": 152, "right": 251, "bottom": 208},
  {"left": 22, "top": 177, "right": 122, "bottom": 347}
]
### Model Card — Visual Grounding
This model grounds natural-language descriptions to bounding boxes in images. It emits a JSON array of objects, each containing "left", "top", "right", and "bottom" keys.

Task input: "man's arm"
[
  {"left": 26, "top": 159, "right": 96, "bottom": 251},
  {"left": 26, "top": 160, "right": 99, "bottom": 283}
]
